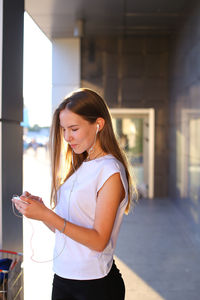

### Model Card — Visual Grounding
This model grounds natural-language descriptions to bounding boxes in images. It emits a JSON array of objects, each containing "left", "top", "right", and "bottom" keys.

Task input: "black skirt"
[{"left": 52, "top": 260, "right": 125, "bottom": 300}]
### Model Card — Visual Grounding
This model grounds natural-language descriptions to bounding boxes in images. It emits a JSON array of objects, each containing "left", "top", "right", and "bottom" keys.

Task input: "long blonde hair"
[{"left": 49, "top": 88, "right": 137, "bottom": 214}]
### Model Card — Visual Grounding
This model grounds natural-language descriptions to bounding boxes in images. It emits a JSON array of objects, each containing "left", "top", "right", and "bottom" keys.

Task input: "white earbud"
[{"left": 96, "top": 124, "right": 100, "bottom": 133}]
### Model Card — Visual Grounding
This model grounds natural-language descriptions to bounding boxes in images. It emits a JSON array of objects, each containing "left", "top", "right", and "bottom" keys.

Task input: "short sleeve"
[{"left": 96, "top": 159, "right": 128, "bottom": 197}]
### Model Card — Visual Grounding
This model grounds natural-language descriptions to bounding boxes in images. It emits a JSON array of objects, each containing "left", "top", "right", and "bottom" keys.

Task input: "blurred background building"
[{"left": 0, "top": 0, "right": 200, "bottom": 298}]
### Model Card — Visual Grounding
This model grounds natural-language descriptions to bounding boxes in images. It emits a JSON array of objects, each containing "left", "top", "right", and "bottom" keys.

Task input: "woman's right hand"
[
  {"left": 21, "top": 191, "right": 55, "bottom": 232},
  {"left": 22, "top": 191, "right": 43, "bottom": 204}
]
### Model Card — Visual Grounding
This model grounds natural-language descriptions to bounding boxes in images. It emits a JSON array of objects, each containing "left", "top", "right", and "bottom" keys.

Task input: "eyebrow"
[{"left": 60, "top": 124, "right": 79, "bottom": 128}]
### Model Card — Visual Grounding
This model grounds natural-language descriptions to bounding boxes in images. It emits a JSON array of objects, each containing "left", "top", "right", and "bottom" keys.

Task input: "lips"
[{"left": 70, "top": 144, "right": 77, "bottom": 148}]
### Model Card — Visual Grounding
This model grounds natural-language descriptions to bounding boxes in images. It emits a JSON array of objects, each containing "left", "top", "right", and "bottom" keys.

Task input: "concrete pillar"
[
  {"left": 0, "top": 0, "right": 24, "bottom": 251},
  {"left": 52, "top": 38, "right": 80, "bottom": 112}
]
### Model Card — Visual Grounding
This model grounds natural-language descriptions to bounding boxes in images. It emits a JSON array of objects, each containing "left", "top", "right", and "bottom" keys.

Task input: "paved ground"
[
  {"left": 115, "top": 197, "right": 200, "bottom": 300},
  {"left": 23, "top": 148, "right": 200, "bottom": 300}
]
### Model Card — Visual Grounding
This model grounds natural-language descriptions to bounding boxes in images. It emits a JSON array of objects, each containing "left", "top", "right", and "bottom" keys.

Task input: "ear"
[{"left": 96, "top": 118, "right": 105, "bottom": 132}]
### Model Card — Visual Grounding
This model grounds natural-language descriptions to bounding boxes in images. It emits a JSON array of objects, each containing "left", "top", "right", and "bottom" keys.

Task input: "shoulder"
[
  {"left": 97, "top": 155, "right": 126, "bottom": 177},
  {"left": 96, "top": 155, "right": 124, "bottom": 169},
  {"left": 96, "top": 155, "right": 127, "bottom": 193}
]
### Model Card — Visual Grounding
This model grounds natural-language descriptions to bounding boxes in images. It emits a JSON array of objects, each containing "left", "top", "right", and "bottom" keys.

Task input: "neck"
[{"left": 86, "top": 147, "right": 105, "bottom": 161}]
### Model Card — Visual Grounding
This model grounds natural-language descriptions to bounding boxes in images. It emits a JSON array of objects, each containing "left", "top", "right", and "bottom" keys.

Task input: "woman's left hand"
[{"left": 12, "top": 195, "right": 49, "bottom": 221}]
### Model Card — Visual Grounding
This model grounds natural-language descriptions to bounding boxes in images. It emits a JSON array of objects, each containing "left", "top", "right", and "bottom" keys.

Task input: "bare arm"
[
  {"left": 42, "top": 220, "right": 55, "bottom": 233},
  {"left": 45, "top": 172, "right": 125, "bottom": 251}
]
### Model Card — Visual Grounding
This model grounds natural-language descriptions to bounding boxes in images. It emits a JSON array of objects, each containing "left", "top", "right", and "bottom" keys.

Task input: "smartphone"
[{"left": 12, "top": 195, "right": 29, "bottom": 204}]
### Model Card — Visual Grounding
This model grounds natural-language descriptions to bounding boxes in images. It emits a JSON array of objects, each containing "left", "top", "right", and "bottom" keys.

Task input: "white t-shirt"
[{"left": 53, "top": 154, "right": 128, "bottom": 280}]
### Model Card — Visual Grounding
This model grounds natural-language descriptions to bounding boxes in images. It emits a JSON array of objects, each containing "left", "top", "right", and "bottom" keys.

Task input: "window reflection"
[
  {"left": 112, "top": 117, "right": 145, "bottom": 190},
  {"left": 179, "top": 109, "right": 200, "bottom": 222},
  {"left": 189, "top": 116, "right": 200, "bottom": 204}
]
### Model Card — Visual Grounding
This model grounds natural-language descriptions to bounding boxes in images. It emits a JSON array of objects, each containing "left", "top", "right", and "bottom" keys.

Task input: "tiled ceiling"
[{"left": 25, "top": 0, "right": 194, "bottom": 39}]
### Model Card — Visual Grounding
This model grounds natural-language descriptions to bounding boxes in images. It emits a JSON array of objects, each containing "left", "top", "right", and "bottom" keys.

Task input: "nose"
[{"left": 64, "top": 131, "right": 72, "bottom": 143}]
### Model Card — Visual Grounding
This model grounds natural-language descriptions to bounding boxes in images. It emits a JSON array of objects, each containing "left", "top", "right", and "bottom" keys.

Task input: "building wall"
[
  {"left": 81, "top": 36, "right": 170, "bottom": 197},
  {"left": 0, "top": 0, "right": 24, "bottom": 252},
  {"left": 52, "top": 38, "right": 81, "bottom": 112},
  {"left": 169, "top": 2, "right": 200, "bottom": 235}
]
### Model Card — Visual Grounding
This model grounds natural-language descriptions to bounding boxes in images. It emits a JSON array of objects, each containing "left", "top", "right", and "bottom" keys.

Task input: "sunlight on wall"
[
  {"left": 23, "top": 12, "right": 52, "bottom": 127},
  {"left": 23, "top": 218, "right": 54, "bottom": 300}
]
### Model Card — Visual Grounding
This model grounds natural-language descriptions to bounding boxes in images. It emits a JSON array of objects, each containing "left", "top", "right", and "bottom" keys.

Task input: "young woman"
[{"left": 12, "top": 88, "right": 136, "bottom": 300}]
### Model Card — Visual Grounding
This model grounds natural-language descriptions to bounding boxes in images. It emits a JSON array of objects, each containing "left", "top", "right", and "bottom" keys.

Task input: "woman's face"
[{"left": 59, "top": 108, "right": 98, "bottom": 154}]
